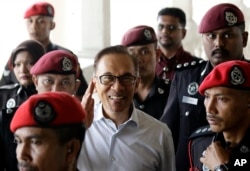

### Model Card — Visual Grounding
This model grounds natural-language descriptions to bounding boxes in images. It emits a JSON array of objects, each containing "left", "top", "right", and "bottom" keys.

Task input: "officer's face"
[
  {"left": 157, "top": 15, "right": 186, "bottom": 49},
  {"left": 127, "top": 43, "right": 157, "bottom": 79},
  {"left": 202, "top": 26, "right": 248, "bottom": 67},
  {"left": 33, "top": 74, "right": 80, "bottom": 95},
  {"left": 93, "top": 53, "right": 139, "bottom": 117},
  {"left": 13, "top": 51, "right": 34, "bottom": 87},
  {"left": 204, "top": 86, "right": 250, "bottom": 133},
  {"left": 25, "top": 15, "right": 55, "bottom": 44},
  {"left": 14, "top": 127, "right": 73, "bottom": 171}
]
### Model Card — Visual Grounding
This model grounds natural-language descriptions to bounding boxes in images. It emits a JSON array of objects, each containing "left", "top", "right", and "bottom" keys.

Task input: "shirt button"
[
  {"left": 111, "top": 156, "right": 116, "bottom": 161},
  {"left": 185, "top": 111, "right": 189, "bottom": 116}
]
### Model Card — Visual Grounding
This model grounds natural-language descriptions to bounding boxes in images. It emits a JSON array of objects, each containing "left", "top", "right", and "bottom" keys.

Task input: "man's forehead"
[
  {"left": 127, "top": 44, "right": 151, "bottom": 51},
  {"left": 26, "top": 15, "right": 51, "bottom": 20},
  {"left": 38, "top": 73, "right": 75, "bottom": 79},
  {"left": 203, "top": 26, "right": 240, "bottom": 34},
  {"left": 15, "top": 127, "right": 56, "bottom": 138}
]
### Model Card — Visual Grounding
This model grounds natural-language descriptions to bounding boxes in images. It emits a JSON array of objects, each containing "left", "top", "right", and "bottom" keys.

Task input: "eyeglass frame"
[
  {"left": 95, "top": 74, "right": 137, "bottom": 86},
  {"left": 157, "top": 24, "right": 184, "bottom": 32}
]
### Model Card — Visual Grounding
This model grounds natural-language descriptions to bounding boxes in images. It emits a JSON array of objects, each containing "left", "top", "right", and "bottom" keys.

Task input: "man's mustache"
[{"left": 211, "top": 48, "right": 229, "bottom": 56}]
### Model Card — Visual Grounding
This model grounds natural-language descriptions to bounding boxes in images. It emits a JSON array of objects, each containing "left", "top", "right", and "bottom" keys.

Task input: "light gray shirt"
[{"left": 77, "top": 103, "right": 176, "bottom": 171}]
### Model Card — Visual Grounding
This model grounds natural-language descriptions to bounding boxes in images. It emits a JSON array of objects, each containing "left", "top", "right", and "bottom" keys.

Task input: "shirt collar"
[{"left": 94, "top": 103, "right": 139, "bottom": 127}]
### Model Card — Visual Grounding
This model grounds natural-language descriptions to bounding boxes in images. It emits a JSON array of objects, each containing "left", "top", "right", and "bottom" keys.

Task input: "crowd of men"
[{"left": 0, "top": 1, "right": 249, "bottom": 171}]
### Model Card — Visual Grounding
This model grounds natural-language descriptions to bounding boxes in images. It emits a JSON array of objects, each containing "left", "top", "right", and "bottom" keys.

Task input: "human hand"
[
  {"left": 81, "top": 78, "right": 95, "bottom": 128},
  {"left": 200, "top": 141, "right": 230, "bottom": 170}
]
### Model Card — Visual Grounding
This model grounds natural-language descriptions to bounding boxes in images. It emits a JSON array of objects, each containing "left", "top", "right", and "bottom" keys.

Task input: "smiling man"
[{"left": 77, "top": 45, "right": 175, "bottom": 171}]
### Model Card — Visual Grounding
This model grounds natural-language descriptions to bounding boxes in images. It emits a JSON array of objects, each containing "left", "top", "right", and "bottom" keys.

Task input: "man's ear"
[
  {"left": 32, "top": 75, "right": 39, "bottom": 87},
  {"left": 75, "top": 79, "right": 81, "bottom": 92},
  {"left": 65, "top": 139, "right": 81, "bottom": 163},
  {"left": 50, "top": 21, "right": 55, "bottom": 30},
  {"left": 181, "top": 28, "right": 187, "bottom": 39}
]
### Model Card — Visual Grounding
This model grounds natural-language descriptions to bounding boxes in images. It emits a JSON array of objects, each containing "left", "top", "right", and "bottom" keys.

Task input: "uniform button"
[
  {"left": 185, "top": 111, "right": 189, "bottom": 116},
  {"left": 111, "top": 156, "right": 116, "bottom": 161},
  {"left": 176, "top": 64, "right": 182, "bottom": 68},
  {"left": 191, "top": 61, "right": 197, "bottom": 65},
  {"left": 163, "top": 67, "right": 169, "bottom": 72},
  {"left": 139, "top": 105, "right": 145, "bottom": 109},
  {"left": 184, "top": 62, "right": 189, "bottom": 67}
]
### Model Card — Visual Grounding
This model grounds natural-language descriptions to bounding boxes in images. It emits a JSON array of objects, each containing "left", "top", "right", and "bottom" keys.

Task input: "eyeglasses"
[
  {"left": 127, "top": 48, "right": 151, "bottom": 57},
  {"left": 96, "top": 75, "right": 137, "bottom": 86},
  {"left": 158, "top": 24, "right": 183, "bottom": 32}
]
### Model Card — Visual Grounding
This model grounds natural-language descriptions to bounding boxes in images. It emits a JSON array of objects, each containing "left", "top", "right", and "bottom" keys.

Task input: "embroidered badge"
[
  {"left": 144, "top": 29, "right": 152, "bottom": 40},
  {"left": 34, "top": 100, "right": 55, "bottom": 124},
  {"left": 240, "top": 145, "right": 250, "bottom": 153},
  {"left": 62, "top": 57, "right": 73, "bottom": 71},
  {"left": 6, "top": 98, "right": 16, "bottom": 108},
  {"left": 187, "top": 82, "right": 199, "bottom": 95},
  {"left": 225, "top": 11, "right": 237, "bottom": 26},
  {"left": 230, "top": 66, "right": 245, "bottom": 85}
]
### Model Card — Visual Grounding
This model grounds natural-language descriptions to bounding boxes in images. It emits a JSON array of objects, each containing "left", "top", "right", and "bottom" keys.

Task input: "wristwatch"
[{"left": 214, "top": 163, "right": 229, "bottom": 171}]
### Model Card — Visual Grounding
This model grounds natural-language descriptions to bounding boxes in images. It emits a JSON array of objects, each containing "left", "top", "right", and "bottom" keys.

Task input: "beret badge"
[
  {"left": 62, "top": 57, "right": 73, "bottom": 71},
  {"left": 225, "top": 11, "right": 238, "bottom": 26},
  {"left": 230, "top": 66, "right": 245, "bottom": 85},
  {"left": 144, "top": 29, "right": 153, "bottom": 40},
  {"left": 34, "top": 100, "right": 55, "bottom": 124}
]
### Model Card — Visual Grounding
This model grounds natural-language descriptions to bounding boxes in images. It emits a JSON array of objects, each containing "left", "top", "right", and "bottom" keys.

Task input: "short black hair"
[
  {"left": 94, "top": 45, "right": 139, "bottom": 76},
  {"left": 157, "top": 7, "right": 186, "bottom": 27},
  {"left": 53, "top": 124, "right": 85, "bottom": 145}
]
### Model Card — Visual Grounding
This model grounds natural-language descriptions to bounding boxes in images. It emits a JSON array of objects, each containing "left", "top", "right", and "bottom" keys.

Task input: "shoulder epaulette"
[
  {"left": 175, "top": 59, "right": 206, "bottom": 71},
  {"left": 189, "top": 125, "right": 214, "bottom": 139},
  {"left": 0, "top": 83, "right": 19, "bottom": 90}
]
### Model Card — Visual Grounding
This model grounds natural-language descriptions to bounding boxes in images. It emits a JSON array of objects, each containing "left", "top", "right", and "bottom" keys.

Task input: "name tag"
[{"left": 182, "top": 96, "right": 198, "bottom": 105}]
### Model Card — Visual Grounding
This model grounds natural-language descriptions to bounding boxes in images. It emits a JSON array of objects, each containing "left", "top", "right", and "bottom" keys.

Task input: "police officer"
[
  {"left": 0, "top": 40, "right": 45, "bottom": 171},
  {"left": 155, "top": 7, "right": 199, "bottom": 82},
  {"left": 0, "top": 2, "right": 88, "bottom": 100},
  {"left": 10, "top": 92, "right": 86, "bottom": 171},
  {"left": 121, "top": 25, "right": 170, "bottom": 119},
  {"left": 189, "top": 60, "right": 250, "bottom": 171},
  {"left": 0, "top": 49, "right": 81, "bottom": 171},
  {"left": 160, "top": 3, "right": 249, "bottom": 171}
]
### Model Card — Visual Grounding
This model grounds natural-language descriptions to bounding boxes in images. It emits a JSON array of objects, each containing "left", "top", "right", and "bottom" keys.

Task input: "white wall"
[{"left": 1, "top": 0, "right": 250, "bottom": 81}]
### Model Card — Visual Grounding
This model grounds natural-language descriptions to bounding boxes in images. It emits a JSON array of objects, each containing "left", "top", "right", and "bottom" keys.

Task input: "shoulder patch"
[
  {"left": 0, "top": 83, "right": 19, "bottom": 90},
  {"left": 176, "top": 59, "right": 206, "bottom": 71},
  {"left": 189, "top": 125, "right": 214, "bottom": 139}
]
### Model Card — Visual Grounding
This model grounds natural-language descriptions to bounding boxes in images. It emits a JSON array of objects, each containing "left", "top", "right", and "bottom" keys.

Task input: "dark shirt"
[
  {"left": 189, "top": 125, "right": 250, "bottom": 171},
  {"left": 160, "top": 58, "right": 248, "bottom": 171},
  {"left": 156, "top": 46, "right": 197, "bottom": 82},
  {"left": 0, "top": 84, "right": 37, "bottom": 171},
  {"left": 160, "top": 60, "right": 212, "bottom": 171},
  {"left": 133, "top": 76, "right": 170, "bottom": 119},
  {"left": 0, "top": 42, "right": 88, "bottom": 98}
]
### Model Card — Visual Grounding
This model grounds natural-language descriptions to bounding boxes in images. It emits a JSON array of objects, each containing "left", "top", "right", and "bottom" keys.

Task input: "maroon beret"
[
  {"left": 199, "top": 3, "right": 245, "bottom": 33},
  {"left": 10, "top": 40, "right": 45, "bottom": 69},
  {"left": 199, "top": 60, "right": 250, "bottom": 95},
  {"left": 24, "top": 2, "right": 54, "bottom": 18},
  {"left": 30, "top": 50, "right": 79, "bottom": 76},
  {"left": 10, "top": 92, "right": 86, "bottom": 132},
  {"left": 121, "top": 25, "right": 157, "bottom": 46}
]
